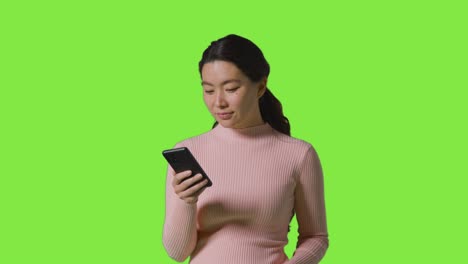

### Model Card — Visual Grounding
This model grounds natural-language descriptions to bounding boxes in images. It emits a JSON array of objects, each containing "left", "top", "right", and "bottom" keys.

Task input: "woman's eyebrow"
[{"left": 201, "top": 79, "right": 241, "bottom": 86}]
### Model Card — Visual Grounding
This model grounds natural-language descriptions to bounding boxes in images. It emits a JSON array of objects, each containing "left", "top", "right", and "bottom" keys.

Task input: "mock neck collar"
[{"left": 210, "top": 122, "right": 274, "bottom": 141}]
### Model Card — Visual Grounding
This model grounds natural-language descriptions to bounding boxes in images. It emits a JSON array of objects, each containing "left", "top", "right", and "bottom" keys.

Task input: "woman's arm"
[
  {"left": 162, "top": 144, "right": 198, "bottom": 262},
  {"left": 286, "top": 145, "right": 329, "bottom": 264}
]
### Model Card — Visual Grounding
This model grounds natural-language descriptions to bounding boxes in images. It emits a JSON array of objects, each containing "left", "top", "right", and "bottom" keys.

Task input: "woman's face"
[{"left": 201, "top": 60, "right": 266, "bottom": 129}]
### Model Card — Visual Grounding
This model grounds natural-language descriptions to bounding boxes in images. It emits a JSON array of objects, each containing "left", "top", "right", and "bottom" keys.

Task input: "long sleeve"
[
  {"left": 162, "top": 143, "right": 198, "bottom": 262},
  {"left": 286, "top": 145, "right": 329, "bottom": 264}
]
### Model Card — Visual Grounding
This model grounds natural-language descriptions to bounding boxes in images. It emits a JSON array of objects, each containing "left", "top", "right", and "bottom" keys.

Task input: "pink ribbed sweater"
[{"left": 163, "top": 122, "right": 329, "bottom": 264}]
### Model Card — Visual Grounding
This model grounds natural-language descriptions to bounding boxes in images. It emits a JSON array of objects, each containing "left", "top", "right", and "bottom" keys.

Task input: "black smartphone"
[{"left": 162, "top": 147, "right": 213, "bottom": 187}]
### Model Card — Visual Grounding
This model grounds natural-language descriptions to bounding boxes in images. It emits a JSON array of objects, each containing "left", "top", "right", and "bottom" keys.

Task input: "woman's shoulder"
[
  {"left": 271, "top": 130, "right": 317, "bottom": 156},
  {"left": 170, "top": 129, "right": 212, "bottom": 148}
]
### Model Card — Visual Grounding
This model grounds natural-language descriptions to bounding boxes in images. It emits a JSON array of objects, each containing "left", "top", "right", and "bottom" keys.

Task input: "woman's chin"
[{"left": 216, "top": 119, "right": 235, "bottom": 128}]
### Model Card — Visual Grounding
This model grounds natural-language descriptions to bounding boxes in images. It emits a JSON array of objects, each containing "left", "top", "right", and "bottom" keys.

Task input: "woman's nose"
[{"left": 215, "top": 92, "right": 227, "bottom": 107}]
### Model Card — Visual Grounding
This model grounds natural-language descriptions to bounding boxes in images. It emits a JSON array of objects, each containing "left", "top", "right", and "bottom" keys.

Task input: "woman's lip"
[{"left": 217, "top": 112, "right": 233, "bottom": 120}]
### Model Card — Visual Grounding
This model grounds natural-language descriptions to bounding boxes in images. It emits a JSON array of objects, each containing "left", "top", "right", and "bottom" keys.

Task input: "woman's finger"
[
  {"left": 174, "top": 173, "right": 203, "bottom": 194},
  {"left": 178, "top": 176, "right": 205, "bottom": 197},
  {"left": 179, "top": 179, "right": 209, "bottom": 199},
  {"left": 180, "top": 173, "right": 203, "bottom": 189},
  {"left": 172, "top": 170, "right": 192, "bottom": 186}
]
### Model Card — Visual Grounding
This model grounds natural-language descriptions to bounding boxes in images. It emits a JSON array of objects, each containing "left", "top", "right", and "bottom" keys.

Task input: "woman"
[{"left": 163, "top": 34, "right": 329, "bottom": 264}]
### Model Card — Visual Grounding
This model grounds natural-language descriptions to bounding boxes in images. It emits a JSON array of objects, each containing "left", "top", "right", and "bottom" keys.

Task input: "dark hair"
[{"left": 198, "top": 34, "right": 291, "bottom": 136}]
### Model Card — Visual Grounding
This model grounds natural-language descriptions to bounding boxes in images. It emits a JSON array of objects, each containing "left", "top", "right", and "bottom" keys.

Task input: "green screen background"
[{"left": 1, "top": 0, "right": 466, "bottom": 263}]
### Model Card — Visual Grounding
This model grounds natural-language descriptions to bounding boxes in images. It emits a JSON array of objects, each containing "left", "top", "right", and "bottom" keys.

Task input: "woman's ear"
[{"left": 257, "top": 77, "right": 267, "bottom": 98}]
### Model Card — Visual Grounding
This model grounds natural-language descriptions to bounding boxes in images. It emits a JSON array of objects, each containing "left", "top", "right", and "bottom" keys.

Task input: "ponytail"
[{"left": 258, "top": 88, "right": 290, "bottom": 136}]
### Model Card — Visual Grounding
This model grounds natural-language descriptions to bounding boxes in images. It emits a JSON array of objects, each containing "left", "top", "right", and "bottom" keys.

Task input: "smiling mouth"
[{"left": 216, "top": 112, "right": 233, "bottom": 119}]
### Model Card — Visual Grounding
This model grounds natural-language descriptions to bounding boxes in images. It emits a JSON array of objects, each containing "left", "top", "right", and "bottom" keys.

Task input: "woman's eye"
[
  {"left": 226, "top": 87, "right": 239, "bottom": 93},
  {"left": 204, "top": 90, "right": 214, "bottom": 94}
]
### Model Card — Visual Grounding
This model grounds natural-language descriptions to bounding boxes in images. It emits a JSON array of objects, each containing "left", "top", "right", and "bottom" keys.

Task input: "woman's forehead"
[{"left": 201, "top": 61, "right": 247, "bottom": 85}]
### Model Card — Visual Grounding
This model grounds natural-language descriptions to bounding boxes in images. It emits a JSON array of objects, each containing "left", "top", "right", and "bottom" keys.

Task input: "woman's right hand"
[{"left": 172, "top": 170, "right": 209, "bottom": 204}]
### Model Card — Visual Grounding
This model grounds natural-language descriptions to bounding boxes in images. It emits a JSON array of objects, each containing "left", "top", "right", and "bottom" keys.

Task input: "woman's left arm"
[{"left": 286, "top": 145, "right": 329, "bottom": 264}]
